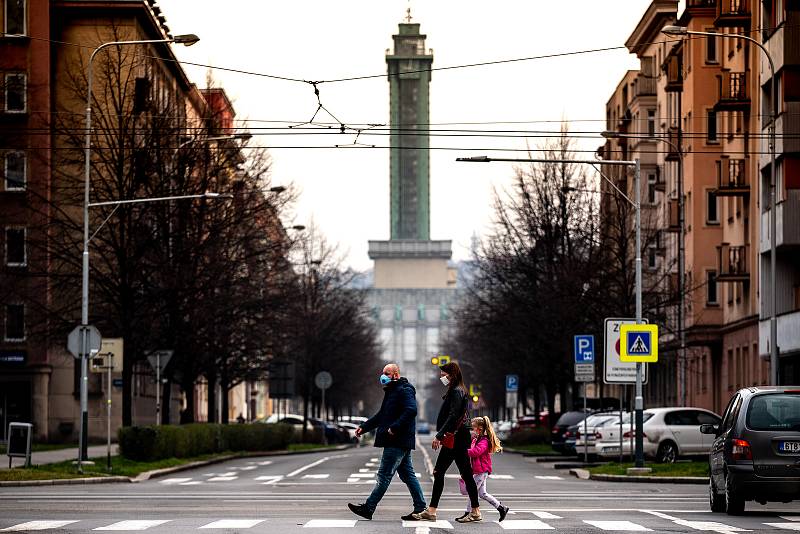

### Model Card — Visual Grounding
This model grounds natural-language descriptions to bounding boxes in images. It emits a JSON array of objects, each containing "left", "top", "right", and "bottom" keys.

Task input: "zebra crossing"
[{"left": 3, "top": 513, "right": 799, "bottom": 531}]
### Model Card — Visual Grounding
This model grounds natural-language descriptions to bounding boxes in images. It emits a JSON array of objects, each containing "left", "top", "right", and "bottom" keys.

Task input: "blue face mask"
[{"left": 379, "top": 374, "right": 392, "bottom": 386}]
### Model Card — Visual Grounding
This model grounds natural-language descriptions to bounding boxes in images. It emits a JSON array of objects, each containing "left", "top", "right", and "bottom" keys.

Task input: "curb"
[
  {"left": 1, "top": 443, "right": 356, "bottom": 487},
  {"left": 588, "top": 473, "right": 708, "bottom": 484},
  {"left": 569, "top": 468, "right": 591, "bottom": 480}
]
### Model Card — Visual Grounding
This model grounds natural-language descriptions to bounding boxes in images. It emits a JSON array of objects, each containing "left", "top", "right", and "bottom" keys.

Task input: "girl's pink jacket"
[{"left": 467, "top": 436, "right": 493, "bottom": 474}]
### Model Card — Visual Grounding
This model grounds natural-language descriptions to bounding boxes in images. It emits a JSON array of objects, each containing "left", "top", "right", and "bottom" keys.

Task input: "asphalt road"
[{"left": 0, "top": 436, "right": 797, "bottom": 533}]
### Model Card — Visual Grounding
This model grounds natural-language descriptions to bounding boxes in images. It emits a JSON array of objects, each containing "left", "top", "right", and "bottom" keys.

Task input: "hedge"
[
  {"left": 118, "top": 423, "right": 297, "bottom": 462},
  {"left": 505, "top": 427, "right": 551, "bottom": 447}
]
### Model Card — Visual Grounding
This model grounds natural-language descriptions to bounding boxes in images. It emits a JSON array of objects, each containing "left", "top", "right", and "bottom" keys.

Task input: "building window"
[
  {"left": 707, "top": 270, "right": 718, "bottom": 305},
  {"left": 4, "top": 0, "right": 25, "bottom": 35},
  {"left": 706, "top": 190, "right": 719, "bottom": 224},
  {"left": 4, "top": 73, "right": 26, "bottom": 112},
  {"left": 706, "top": 110, "right": 718, "bottom": 143},
  {"left": 647, "top": 109, "right": 656, "bottom": 136},
  {"left": 647, "top": 173, "right": 657, "bottom": 204},
  {"left": 4, "top": 304, "right": 25, "bottom": 341},
  {"left": 705, "top": 31, "right": 718, "bottom": 64},
  {"left": 426, "top": 327, "right": 439, "bottom": 354},
  {"left": 4, "top": 151, "right": 25, "bottom": 190},
  {"left": 380, "top": 328, "right": 393, "bottom": 361},
  {"left": 402, "top": 327, "right": 416, "bottom": 362},
  {"left": 647, "top": 245, "right": 657, "bottom": 270},
  {"left": 5, "top": 227, "right": 25, "bottom": 266}
]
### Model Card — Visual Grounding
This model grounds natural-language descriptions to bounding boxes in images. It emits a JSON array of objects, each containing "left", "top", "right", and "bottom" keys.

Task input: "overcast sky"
[{"left": 158, "top": 0, "right": 661, "bottom": 270}]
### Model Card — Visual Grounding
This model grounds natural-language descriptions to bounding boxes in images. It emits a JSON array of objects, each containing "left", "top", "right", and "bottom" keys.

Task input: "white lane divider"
[
  {"left": 402, "top": 520, "right": 452, "bottom": 530},
  {"left": 199, "top": 519, "right": 265, "bottom": 529},
  {"left": 255, "top": 475, "right": 283, "bottom": 484},
  {"left": 303, "top": 520, "right": 357, "bottom": 528},
  {"left": 238, "top": 466, "right": 257, "bottom": 471},
  {"left": 535, "top": 476, "right": 562, "bottom": 480},
  {"left": 584, "top": 520, "right": 652, "bottom": 531},
  {"left": 94, "top": 520, "right": 171, "bottom": 531},
  {"left": 207, "top": 476, "right": 237, "bottom": 482},
  {"left": 781, "top": 517, "right": 800, "bottom": 522},
  {"left": 767, "top": 523, "right": 800, "bottom": 531},
  {"left": 498, "top": 519, "right": 554, "bottom": 530},
  {"left": 415, "top": 438, "right": 434, "bottom": 475},
  {"left": 159, "top": 478, "right": 192, "bottom": 485},
  {"left": 1, "top": 521, "right": 79, "bottom": 531},
  {"left": 302, "top": 474, "right": 330, "bottom": 479},
  {"left": 489, "top": 474, "right": 514, "bottom": 479},
  {"left": 179, "top": 481, "right": 203, "bottom": 486},
  {"left": 286, "top": 457, "right": 331, "bottom": 478},
  {"left": 257, "top": 460, "right": 273, "bottom": 466},
  {"left": 643, "top": 510, "right": 750, "bottom": 533},
  {"left": 532, "top": 512, "right": 562, "bottom": 519}
]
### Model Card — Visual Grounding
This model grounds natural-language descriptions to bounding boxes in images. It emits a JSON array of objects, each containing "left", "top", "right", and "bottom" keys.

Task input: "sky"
[{"left": 158, "top": 0, "right": 661, "bottom": 271}]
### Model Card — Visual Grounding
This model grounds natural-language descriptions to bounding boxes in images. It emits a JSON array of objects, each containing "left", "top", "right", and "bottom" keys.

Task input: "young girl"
[{"left": 457, "top": 416, "right": 510, "bottom": 523}]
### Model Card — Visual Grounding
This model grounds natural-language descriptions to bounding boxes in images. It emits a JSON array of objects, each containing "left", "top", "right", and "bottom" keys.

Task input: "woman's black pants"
[{"left": 430, "top": 444, "right": 479, "bottom": 508}]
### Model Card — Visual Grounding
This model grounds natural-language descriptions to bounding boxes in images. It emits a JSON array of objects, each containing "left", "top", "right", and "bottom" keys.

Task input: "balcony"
[
  {"left": 716, "top": 0, "right": 751, "bottom": 27},
  {"left": 717, "top": 244, "right": 749, "bottom": 282},
  {"left": 713, "top": 158, "right": 749, "bottom": 196},
  {"left": 667, "top": 198, "right": 680, "bottom": 233},
  {"left": 654, "top": 168, "right": 666, "bottom": 192},
  {"left": 760, "top": 189, "right": 800, "bottom": 252},
  {"left": 715, "top": 72, "right": 750, "bottom": 112},
  {"left": 687, "top": 0, "right": 717, "bottom": 9},
  {"left": 664, "top": 51, "right": 683, "bottom": 93},
  {"left": 635, "top": 75, "right": 657, "bottom": 98},
  {"left": 666, "top": 126, "right": 681, "bottom": 161}
]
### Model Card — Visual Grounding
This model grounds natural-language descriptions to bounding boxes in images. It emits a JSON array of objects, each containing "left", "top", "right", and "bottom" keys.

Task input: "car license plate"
[
  {"left": 779, "top": 441, "right": 800, "bottom": 453},
  {"left": 605, "top": 446, "right": 621, "bottom": 453}
]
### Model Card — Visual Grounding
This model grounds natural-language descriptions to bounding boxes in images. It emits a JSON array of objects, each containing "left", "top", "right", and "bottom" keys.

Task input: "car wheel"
[
  {"left": 709, "top": 476, "right": 725, "bottom": 513},
  {"left": 656, "top": 441, "right": 678, "bottom": 463},
  {"left": 724, "top": 473, "right": 745, "bottom": 515}
]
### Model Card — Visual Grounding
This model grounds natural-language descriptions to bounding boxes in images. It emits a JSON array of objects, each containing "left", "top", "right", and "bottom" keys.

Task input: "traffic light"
[
  {"left": 430, "top": 356, "right": 440, "bottom": 365},
  {"left": 431, "top": 355, "right": 451, "bottom": 366},
  {"left": 472, "top": 395, "right": 480, "bottom": 403}
]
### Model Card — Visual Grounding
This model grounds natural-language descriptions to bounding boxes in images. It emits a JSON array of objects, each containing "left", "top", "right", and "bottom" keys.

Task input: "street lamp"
[
  {"left": 602, "top": 130, "right": 687, "bottom": 407},
  {"left": 457, "top": 155, "right": 649, "bottom": 468},
  {"left": 661, "top": 25, "right": 779, "bottom": 385},
  {"left": 79, "top": 34, "right": 199, "bottom": 470}
]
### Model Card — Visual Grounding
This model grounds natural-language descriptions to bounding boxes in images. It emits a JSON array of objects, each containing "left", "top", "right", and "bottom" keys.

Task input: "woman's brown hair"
[{"left": 440, "top": 362, "right": 466, "bottom": 393}]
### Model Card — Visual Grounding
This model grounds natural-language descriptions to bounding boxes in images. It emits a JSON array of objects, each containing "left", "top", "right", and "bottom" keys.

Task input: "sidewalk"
[{"left": 3, "top": 445, "right": 118, "bottom": 469}]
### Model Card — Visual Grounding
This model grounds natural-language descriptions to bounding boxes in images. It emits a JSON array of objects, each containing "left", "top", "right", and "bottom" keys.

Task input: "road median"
[{"left": 569, "top": 461, "right": 709, "bottom": 484}]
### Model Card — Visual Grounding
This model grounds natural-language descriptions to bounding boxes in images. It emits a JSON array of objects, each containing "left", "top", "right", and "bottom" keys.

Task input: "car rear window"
[
  {"left": 556, "top": 412, "right": 588, "bottom": 426},
  {"left": 746, "top": 394, "right": 800, "bottom": 431}
]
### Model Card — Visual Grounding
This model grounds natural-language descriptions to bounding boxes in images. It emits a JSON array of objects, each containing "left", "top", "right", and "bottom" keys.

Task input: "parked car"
[
  {"left": 495, "top": 420, "right": 513, "bottom": 441},
  {"left": 309, "top": 418, "right": 351, "bottom": 444},
  {"left": 417, "top": 421, "right": 431, "bottom": 435},
  {"left": 337, "top": 416, "right": 368, "bottom": 425},
  {"left": 335, "top": 421, "right": 361, "bottom": 443},
  {"left": 570, "top": 414, "right": 621, "bottom": 457},
  {"left": 511, "top": 415, "right": 540, "bottom": 434},
  {"left": 257, "top": 414, "right": 323, "bottom": 441},
  {"left": 551, "top": 411, "right": 591, "bottom": 454},
  {"left": 703, "top": 387, "right": 800, "bottom": 515},
  {"left": 595, "top": 407, "right": 721, "bottom": 463}
]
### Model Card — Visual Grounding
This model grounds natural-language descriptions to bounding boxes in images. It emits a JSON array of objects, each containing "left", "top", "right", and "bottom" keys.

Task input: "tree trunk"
[
  {"left": 221, "top": 383, "right": 230, "bottom": 424},
  {"left": 207, "top": 374, "right": 217, "bottom": 423},
  {"left": 122, "top": 347, "right": 133, "bottom": 426},
  {"left": 180, "top": 382, "right": 195, "bottom": 424},
  {"left": 161, "top": 380, "right": 171, "bottom": 425}
]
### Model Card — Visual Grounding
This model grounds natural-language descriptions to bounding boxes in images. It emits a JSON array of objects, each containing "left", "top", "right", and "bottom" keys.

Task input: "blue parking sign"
[
  {"left": 506, "top": 374, "right": 519, "bottom": 392},
  {"left": 574, "top": 335, "right": 595, "bottom": 363}
]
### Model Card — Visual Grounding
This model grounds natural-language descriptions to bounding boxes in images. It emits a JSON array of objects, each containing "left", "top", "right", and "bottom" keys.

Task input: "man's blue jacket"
[{"left": 361, "top": 377, "right": 417, "bottom": 450}]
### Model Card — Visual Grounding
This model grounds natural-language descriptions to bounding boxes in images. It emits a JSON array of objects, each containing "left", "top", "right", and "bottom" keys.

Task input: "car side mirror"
[{"left": 699, "top": 424, "right": 719, "bottom": 435}]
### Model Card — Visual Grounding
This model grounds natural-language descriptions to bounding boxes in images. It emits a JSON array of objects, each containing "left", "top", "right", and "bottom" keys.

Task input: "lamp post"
[
  {"left": 79, "top": 34, "right": 199, "bottom": 469},
  {"left": 602, "top": 130, "right": 687, "bottom": 407},
  {"left": 457, "top": 155, "right": 647, "bottom": 468},
  {"left": 661, "top": 25, "right": 779, "bottom": 385}
]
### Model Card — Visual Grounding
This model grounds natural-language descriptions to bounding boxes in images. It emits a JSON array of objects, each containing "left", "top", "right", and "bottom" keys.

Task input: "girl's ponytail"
[{"left": 483, "top": 416, "right": 503, "bottom": 454}]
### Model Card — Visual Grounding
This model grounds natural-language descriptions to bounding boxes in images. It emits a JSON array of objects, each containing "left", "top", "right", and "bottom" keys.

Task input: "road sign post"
[
  {"left": 574, "top": 335, "right": 595, "bottom": 463},
  {"left": 314, "top": 371, "right": 333, "bottom": 445},
  {"left": 505, "top": 374, "right": 519, "bottom": 421},
  {"left": 147, "top": 350, "right": 173, "bottom": 426},
  {"left": 67, "top": 324, "right": 102, "bottom": 471}
]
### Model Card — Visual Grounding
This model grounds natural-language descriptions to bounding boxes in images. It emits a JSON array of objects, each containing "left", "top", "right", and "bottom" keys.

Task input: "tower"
[{"left": 386, "top": 17, "right": 433, "bottom": 240}]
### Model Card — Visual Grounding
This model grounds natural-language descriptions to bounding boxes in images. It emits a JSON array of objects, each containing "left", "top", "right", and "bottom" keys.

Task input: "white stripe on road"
[
  {"left": 199, "top": 520, "right": 265, "bottom": 529},
  {"left": 358, "top": 468, "right": 374, "bottom": 473},
  {"left": 179, "top": 481, "right": 203, "bottom": 486},
  {"left": 238, "top": 466, "right": 257, "bottom": 471},
  {"left": 207, "top": 476, "right": 237, "bottom": 482},
  {"left": 499, "top": 520, "right": 554, "bottom": 530},
  {"left": 303, "top": 520, "right": 357, "bottom": 528},
  {"left": 257, "top": 461, "right": 273, "bottom": 466},
  {"left": 489, "top": 474, "right": 514, "bottom": 479},
  {"left": 673, "top": 520, "right": 750, "bottom": 532},
  {"left": 532, "top": 512, "right": 562, "bottom": 519},
  {"left": 583, "top": 520, "right": 652, "bottom": 531},
  {"left": 254, "top": 475, "right": 283, "bottom": 482},
  {"left": 415, "top": 437, "right": 434, "bottom": 475},
  {"left": 1, "top": 521, "right": 79, "bottom": 531},
  {"left": 764, "top": 525, "right": 800, "bottom": 531},
  {"left": 402, "top": 520, "right": 452, "bottom": 529},
  {"left": 217, "top": 472, "right": 236, "bottom": 477},
  {"left": 534, "top": 476, "right": 562, "bottom": 480},
  {"left": 348, "top": 473, "right": 375, "bottom": 478},
  {"left": 286, "top": 457, "right": 331, "bottom": 478},
  {"left": 94, "top": 520, "right": 171, "bottom": 530},
  {"left": 781, "top": 518, "right": 800, "bottom": 522},
  {"left": 302, "top": 474, "right": 330, "bottom": 479},
  {"left": 159, "top": 478, "right": 192, "bottom": 485},
  {"left": 370, "top": 458, "right": 379, "bottom": 462}
]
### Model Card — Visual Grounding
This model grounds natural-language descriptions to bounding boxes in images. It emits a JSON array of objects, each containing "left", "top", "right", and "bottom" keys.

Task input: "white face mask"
[{"left": 440, "top": 376, "right": 450, "bottom": 387}]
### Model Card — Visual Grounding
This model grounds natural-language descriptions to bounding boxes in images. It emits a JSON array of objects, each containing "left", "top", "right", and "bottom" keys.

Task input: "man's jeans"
[{"left": 365, "top": 447, "right": 426, "bottom": 513}]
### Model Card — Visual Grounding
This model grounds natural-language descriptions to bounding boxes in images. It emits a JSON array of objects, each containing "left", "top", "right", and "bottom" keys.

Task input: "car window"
[
  {"left": 621, "top": 412, "right": 655, "bottom": 424},
  {"left": 556, "top": 412, "right": 588, "bottom": 426},
  {"left": 720, "top": 394, "right": 742, "bottom": 433},
  {"left": 664, "top": 410, "right": 699, "bottom": 425},
  {"left": 697, "top": 411, "right": 721, "bottom": 425},
  {"left": 746, "top": 394, "right": 800, "bottom": 431}
]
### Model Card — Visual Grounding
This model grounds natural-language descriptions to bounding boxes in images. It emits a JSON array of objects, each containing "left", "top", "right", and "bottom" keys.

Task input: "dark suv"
[{"left": 701, "top": 386, "right": 800, "bottom": 515}]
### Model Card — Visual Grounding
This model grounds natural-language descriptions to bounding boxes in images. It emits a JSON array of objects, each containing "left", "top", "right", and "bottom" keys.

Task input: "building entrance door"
[{"left": 1, "top": 381, "right": 31, "bottom": 441}]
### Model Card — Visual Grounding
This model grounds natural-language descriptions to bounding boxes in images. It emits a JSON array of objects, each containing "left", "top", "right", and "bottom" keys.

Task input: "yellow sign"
[
  {"left": 619, "top": 324, "right": 658, "bottom": 363},
  {"left": 432, "top": 355, "right": 450, "bottom": 366}
]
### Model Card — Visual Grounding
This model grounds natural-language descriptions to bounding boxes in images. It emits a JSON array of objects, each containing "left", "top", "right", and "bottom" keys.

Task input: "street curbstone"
[
  {"left": 589, "top": 473, "right": 708, "bottom": 484},
  {"left": 569, "top": 468, "right": 591, "bottom": 480}
]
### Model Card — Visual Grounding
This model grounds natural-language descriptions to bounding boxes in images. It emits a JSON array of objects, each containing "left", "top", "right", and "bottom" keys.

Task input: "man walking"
[{"left": 348, "top": 363, "right": 426, "bottom": 520}]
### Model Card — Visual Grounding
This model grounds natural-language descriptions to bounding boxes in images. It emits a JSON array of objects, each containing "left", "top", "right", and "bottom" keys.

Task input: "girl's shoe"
[
  {"left": 498, "top": 505, "right": 510, "bottom": 522},
  {"left": 412, "top": 510, "right": 437, "bottom": 521},
  {"left": 455, "top": 512, "right": 470, "bottom": 521},
  {"left": 456, "top": 512, "right": 482, "bottom": 523}
]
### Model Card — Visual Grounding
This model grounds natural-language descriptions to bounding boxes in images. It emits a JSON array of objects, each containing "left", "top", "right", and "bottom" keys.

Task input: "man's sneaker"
[
  {"left": 401, "top": 510, "right": 425, "bottom": 521},
  {"left": 498, "top": 505, "right": 510, "bottom": 522},
  {"left": 456, "top": 512, "right": 482, "bottom": 523},
  {"left": 455, "top": 512, "right": 470, "bottom": 521},
  {"left": 347, "top": 503, "right": 373, "bottom": 520}
]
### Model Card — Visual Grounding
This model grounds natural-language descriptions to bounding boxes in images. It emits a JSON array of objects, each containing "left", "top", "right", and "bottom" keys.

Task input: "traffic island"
[{"left": 573, "top": 461, "right": 709, "bottom": 484}]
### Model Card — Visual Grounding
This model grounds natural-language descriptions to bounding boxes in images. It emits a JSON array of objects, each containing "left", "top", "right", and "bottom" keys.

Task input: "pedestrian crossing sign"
[{"left": 619, "top": 324, "right": 658, "bottom": 362}]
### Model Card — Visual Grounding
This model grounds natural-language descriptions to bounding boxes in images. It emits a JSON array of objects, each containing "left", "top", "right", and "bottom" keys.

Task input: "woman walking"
[
  {"left": 412, "top": 362, "right": 481, "bottom": 523},
  {"left": 458, "top": 416, "right": 509, "bottom": 522}
]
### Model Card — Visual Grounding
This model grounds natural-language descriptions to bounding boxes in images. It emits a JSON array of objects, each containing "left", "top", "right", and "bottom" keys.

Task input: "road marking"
[
  {"left": 765, "top": 525, "right": 800, "bottom": 531},
  {"left": 402, "top": 520, "right": 452, "bottom": 529},
  {"left": 358, "top": 468, "right": 374, "bottom": 473},
  {"left": 584, "top": 520, "right": 652, "bottom": 531},
  {"left": 207, "top": 476, "right": 238, "bottom": 482},
  {"left": 370, "top": 458, "right": 379, "bottom": 462},
  {"left": 217, "top": 472, "right": 236, "bottom": 476},
  {"left": 642, "top": 510, "right": 749, "bottom": 533},
  {"left": 498, "top": 520, "right": 554, "bottom": 530},
  {"left": 159, "top": 478, "right": 192, "bottom": 485},
  {"left": 365, "top": 463, "right": 378, "bottom": 467},
  {"left": 302, "top": 474, "right": 330, "bottom": 479},
  {"left": 534, "top": 476, "right": 562, "bottom": 480},
  {"left": 179, "top": 481, "right": 203, "bottom": 486},
  {"left": 238, "top": 466, "right": 257, "bottom": 471},
  {"left": 303, "top": 520, "right": 358, "bottom": 528},
  {"left": 346, "top": 477, "right": 360, "bottom": 483},
  {"left": 199, "top": 519, "right": 265, "bottom": 529},
  {"left": 445, "top": 474, "right": 461, "bottom": 479},
  {"left": 287, "top": 457, "right": 331, "bottom": 478},
  {"left": 532, "top": 512, "right": 562, "bottom": 519},
  {"left": 415, "top": 437, "right": 434, "bottom": 475},
  {"left": 255, "top": 475, "right": 283, "bottom": 482},
  {"left": 94, "top": 520, "right": 171, "bottom": 530},
  {"left": 782, "top": 518, "right": 800, "bottom": 522},
  {"left": 348, "top": 473, "right": 375, "bottom": 478},
  {"left": 257, "top": 461, "right": 273, "bottom": 466},
  {"left": 490, "top": 474, "right": 514, "bottom": 479},
  {"left": 0, "top": 521, "right": 79, "bottom": 531}
]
